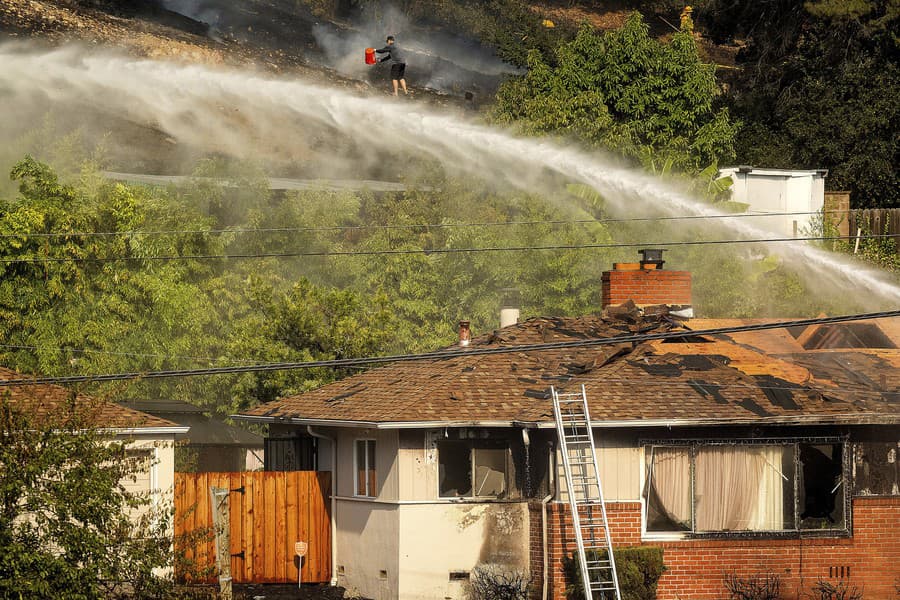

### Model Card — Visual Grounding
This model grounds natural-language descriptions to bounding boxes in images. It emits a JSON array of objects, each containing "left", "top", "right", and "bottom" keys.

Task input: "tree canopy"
[
  {"left": 700, "top": 0, "right": 899, "bottom": 207},
  {"left": 492, "top": 13, "right": 738, "bottom": 173}
]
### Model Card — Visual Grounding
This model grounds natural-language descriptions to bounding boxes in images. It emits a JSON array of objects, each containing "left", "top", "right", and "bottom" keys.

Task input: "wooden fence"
[
  {"left": 847, "top": 208, "right": 900, "bottom": 254},
  {"left": 174, "top": 471, "right": 331, "bottom": 584}
]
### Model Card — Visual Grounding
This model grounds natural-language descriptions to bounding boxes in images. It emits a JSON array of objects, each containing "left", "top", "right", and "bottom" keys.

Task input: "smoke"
[
  {"left": 0, "top": 43, "right": 897, "bottom": 309},
  {"left": 160, "top": 0, "right": 221, "bottom": 26},
  {"left": 312, "top": 5, "right": 522, "bottom": 94}
]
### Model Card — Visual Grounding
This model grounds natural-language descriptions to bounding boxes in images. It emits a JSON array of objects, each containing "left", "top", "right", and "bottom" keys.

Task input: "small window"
[
  {"left": 355, "top": 440, "right": 376, "bottom": 497},
  {"left": 122, "top": 449, "right": 154, "bottom": 496},
  {"left": 438, "top": 441, "right": 509, "bottom": 499}
]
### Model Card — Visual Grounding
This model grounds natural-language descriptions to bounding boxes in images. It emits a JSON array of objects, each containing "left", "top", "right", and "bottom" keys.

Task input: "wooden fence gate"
[{"left": 174, "top": 471, "right": 331, "bottom": 584}]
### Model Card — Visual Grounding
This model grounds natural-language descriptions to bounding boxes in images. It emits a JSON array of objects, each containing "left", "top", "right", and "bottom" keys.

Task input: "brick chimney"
[
  {"left": 458, "top": 320, "right": 471, "bottom": 347},
  {"left": 601, "top": 249, "right": 692, "bottom": 310}
]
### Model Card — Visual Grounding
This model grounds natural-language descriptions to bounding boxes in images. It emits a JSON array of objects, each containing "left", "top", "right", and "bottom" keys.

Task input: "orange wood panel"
[
  {"left": 274, "top": 471, "right": 287, "bottom": 582},
  {"left": 228, "top": 472, "right": 243, "bottom": 583},
  {"left": 285, "top": 472, "right": 299, "bottom": 582},
  {"left": 173, "top": 471, "right": 331, "bottom": 584},
  {"left": 263, "top": 473, "right": 277, "bottom": 581},
  {"left": 252, "top": 472, "right": 266, "bottom": 581}
]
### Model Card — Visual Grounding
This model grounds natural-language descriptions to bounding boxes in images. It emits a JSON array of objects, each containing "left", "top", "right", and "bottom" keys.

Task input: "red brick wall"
[
  {"left": 539, "top": 497, "right": 900, "bottom": 600},
  {"left": 601, "top": 269, "right": 692, "bottom": 308}
]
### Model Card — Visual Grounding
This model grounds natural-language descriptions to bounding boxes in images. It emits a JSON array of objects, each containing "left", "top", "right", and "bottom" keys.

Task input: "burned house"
[{"left": 236, "top": 258, "right": 900, "bottom": 600}]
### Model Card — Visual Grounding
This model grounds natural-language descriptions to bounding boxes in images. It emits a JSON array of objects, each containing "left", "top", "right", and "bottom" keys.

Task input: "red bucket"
[{"left": 365, "top": 48, "right": 376, "bottom": 65}]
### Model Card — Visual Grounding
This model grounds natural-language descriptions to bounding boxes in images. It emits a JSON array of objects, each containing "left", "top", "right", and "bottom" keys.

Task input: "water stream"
[{"left": 1, "top": 44, "right": 898, "bottom": 306}]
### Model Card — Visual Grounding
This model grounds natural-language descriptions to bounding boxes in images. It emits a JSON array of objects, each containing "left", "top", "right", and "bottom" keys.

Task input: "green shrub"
[{"left": 563, "top": 546, "right": 666, "bottom": 600}]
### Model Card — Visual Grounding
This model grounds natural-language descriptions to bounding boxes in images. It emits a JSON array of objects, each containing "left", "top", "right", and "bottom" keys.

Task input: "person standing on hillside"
[{"left": 375, "top": 35, "right": 408, "bottom": 96}]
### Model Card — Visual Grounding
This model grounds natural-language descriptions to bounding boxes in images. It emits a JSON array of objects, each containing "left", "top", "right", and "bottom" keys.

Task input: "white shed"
[{"left": 719, "top": 166, "right": 828, "bottom": 238}]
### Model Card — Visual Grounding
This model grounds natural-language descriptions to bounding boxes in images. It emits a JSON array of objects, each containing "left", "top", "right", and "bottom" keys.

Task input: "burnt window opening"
[
  {"left": 438, "top": 440, "right": 509, "bottom": 499},
  {"left": 643, "top": 440, "right": 844, "bottom": 537},
  {"left": 439, "top": 441, "right": 472, "bottom": 497},
  {"left": 799, "top": 444, "right": 845, "bottom": 529}
]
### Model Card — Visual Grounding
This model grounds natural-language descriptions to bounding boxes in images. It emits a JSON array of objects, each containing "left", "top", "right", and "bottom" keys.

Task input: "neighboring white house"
[
  {"left": 0, "top": 367, "right": 189, "bottom": 522},
  {"left": 719, "top": 165, "right": 827, "bottom": 237}
]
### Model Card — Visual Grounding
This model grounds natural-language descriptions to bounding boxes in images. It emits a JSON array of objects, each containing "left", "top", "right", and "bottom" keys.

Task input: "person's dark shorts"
[{"left": 391, "top": 62, "right": 406, "bottom": 80}]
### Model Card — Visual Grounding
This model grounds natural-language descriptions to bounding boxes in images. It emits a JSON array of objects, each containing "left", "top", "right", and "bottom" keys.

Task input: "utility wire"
[
  {"left": 0, "top": 334, "right": 894, "bottom": 397},
  {"left": 0, "top": 344, "right": 887, "bottom": 397},
  {"left": 0, "top": 343, "right": 268, "bottom": 366},
  {"left": 1, "top": 311, "right": 897, "bottom": 386},
  {"left": 0, "top": 210, "right": 840, "bottom": 239},
  {"left": 2, "top": 233, "right": 896, "bottom": 265}
]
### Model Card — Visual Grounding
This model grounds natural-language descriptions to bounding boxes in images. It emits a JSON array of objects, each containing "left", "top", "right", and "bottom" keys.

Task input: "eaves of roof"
[{"left": 234, "top": 413, "right": 900, "bottom": 429}]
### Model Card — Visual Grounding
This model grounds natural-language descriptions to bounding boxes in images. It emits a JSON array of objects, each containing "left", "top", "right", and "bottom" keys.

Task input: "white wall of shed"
[{"left": 720, "top": 168, "right": 826, "bottom": 237}]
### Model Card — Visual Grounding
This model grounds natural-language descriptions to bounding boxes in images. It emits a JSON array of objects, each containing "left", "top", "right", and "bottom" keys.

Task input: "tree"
[
  {"left": 0, "top": 157, "right": 401, "bottom": 415},
  {"left": 492, "top": 13, "right": 737, "bottom": 173},
  {"left": 701, "top": 0, "right": 899, "bottom": 207},
  {"left": 0, "top": 393, "right": 173, "bottom": 599}
]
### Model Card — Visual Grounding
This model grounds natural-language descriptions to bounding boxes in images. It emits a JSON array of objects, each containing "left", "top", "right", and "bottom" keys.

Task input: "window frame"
[
  {"left": 640, "top": 437, "right": 850, "bottom": 540},
  {"left": 437, "top": 440, "right": 510, "bottom": 500},
  {"left": 353, "top": 438, "right": 377, "bottom": 498}
]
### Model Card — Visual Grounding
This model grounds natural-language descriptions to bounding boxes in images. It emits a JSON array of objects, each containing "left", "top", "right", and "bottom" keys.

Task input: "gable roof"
[
  {"left": 238, "top": 314, "right": 900, "bottom": 429},
  {"left": 0, "top": 366, "right": 184, "bottom": 432}
]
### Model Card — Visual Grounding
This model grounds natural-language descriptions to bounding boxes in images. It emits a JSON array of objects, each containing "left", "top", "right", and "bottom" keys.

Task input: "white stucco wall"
[
  {"left": 334, "top": 499, "right": 400, "bottom": 600},
  {"left": 398, "top": 502, "right": 530, "bottom": 600}
]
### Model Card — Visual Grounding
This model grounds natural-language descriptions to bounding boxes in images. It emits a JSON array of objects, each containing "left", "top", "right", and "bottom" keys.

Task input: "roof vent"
[
  {"left": 638, "top": 248, "right": 665, "bottom": 270},
  {"left": 458, "top": 320, "right": 471, "bottom": 347}
]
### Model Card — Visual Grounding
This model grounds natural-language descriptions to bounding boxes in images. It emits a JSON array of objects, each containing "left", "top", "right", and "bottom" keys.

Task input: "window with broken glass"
[
  {"left": 643, "top": 440, "right": 847, "bottom": 536},
  {"left": 438, "top": 441, "right": 510, "bottom": 499}
]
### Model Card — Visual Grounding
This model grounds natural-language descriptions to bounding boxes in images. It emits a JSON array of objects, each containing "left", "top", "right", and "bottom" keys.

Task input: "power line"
[
  {"left": 1, "top": 311, "right": 897, "bottom": 386},
  {"left": 0, "top": 343, "right": 267, "bottom": 366},
  {"left": 0, "top": 340, "right": 892, "bottom": 397},
  {"left": 0, "top": 210, "right": 838, "bottom": 239},
  {"left": 2, "top": 233, "right": 896, "bottom": 265}
]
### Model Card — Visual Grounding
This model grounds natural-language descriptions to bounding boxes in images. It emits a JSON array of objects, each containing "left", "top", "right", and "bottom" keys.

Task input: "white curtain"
[
  {"left": 646, "top": 447, "right": 692, "bottom": 531},
  {"left": 696, "top": 446, "right": 786, "bottom": 531},
  {"left": 751, "top": 446, "right": 787, "bottom": 530}
]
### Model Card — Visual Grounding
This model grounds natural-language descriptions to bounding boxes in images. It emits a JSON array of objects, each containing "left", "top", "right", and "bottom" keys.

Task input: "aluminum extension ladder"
[{"left": 552, "top": 385, "right": 621, "bottom": 600}]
